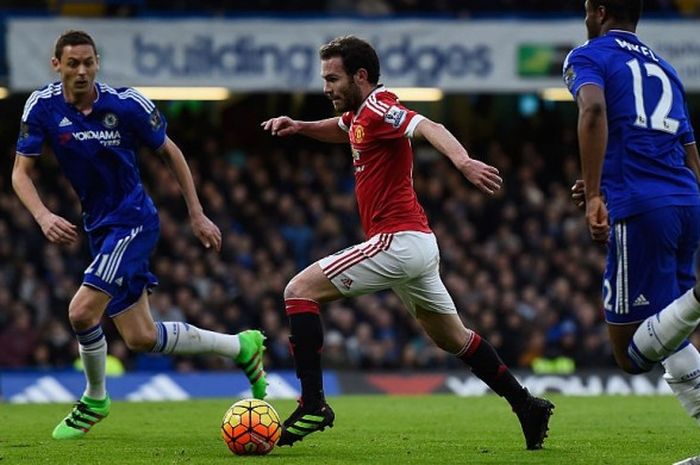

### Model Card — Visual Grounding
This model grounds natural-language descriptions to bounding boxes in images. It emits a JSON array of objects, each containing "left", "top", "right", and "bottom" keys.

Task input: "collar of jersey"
[
  {"left": 61, "top": 82, "right": 101, "bottom": 112},
  {"left": 354, "top": 84, "right": 386, "bottom": 121},
  {"left": 606, "top": 29, "right": 638, "bottom": 38}
]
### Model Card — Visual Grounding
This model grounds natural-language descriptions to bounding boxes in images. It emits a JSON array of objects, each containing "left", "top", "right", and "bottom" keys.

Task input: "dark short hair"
[
  {"left": 319, "top": 36, "right": 380, "bottom": 85},
  {"left": 54, "top": 30, "right": 97, "bottom": 59},
  {"left": 590, "top": 0, "right": 643, "bottom": 26}
]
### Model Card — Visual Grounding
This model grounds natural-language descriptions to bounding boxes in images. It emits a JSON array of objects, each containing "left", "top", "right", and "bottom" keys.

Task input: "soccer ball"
[{"left": 221, "top": 398, "right": 282, "bottom": 455}]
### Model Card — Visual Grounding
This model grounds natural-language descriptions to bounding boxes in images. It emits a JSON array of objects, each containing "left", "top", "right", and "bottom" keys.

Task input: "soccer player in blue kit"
[
  {"left": 565, "top": 2, "right": 700, "bottom": 462},
  {"left": 12, "top": 30, "right": 268, "bottom": 439}
]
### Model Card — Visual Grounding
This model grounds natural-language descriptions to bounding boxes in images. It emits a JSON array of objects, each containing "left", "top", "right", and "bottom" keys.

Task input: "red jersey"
[{"left": 338, "top": 86, "right": 432, "bottom": 238}]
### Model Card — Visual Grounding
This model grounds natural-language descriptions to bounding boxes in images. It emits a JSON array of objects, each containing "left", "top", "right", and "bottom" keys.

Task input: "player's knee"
[
  {"left": 68, "top": 301, "right": 101, "bottom": 331},
  {"left": 284, "top": 276, "right": 308, "bottom": 300},
  {"left": 123, "top": 327, "right": 157, "bottom": 352}
]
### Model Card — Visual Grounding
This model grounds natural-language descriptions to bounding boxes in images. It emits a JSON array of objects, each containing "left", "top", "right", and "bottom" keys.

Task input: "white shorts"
[{"left": 317, "top": 231, "right": 457, "bottom": 315}]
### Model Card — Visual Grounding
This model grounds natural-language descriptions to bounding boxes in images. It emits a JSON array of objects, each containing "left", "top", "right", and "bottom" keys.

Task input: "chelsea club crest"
[{"left": 102, "top": 112, "right": 119, "bottom": 129}]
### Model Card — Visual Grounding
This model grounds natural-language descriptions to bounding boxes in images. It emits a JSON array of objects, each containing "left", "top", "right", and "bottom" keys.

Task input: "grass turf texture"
[{"left": 1, "top": 394, "right": 698, "bottom": 464}]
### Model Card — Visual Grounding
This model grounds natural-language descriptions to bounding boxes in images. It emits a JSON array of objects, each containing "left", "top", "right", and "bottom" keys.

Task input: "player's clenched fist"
[
  {"left": 261, "top": 116, "right": 300, "bottom": 137},
  {"left": 585, "top": 195, "right": 610, "bottom": 243}
]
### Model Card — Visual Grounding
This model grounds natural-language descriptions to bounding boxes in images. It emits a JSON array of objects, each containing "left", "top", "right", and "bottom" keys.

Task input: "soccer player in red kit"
[{"left": 262, "top": 35, "right": 554, "bottom": 449}]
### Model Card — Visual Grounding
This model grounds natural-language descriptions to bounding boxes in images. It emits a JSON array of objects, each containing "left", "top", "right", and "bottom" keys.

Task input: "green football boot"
[
  {"left": 235, "top": 330, "right": 268, "bottom": 399},
  {"left": 52, "top": 394, "right": 111, "bottom": 440}
]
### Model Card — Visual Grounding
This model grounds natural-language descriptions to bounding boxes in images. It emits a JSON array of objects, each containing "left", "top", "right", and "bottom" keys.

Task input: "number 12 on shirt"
[{"left": 627, "top": 58, "right": 680, "bottom": 135}]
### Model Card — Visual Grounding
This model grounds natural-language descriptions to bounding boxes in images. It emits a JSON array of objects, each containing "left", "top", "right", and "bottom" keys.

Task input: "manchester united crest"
[{"left": 353, "top": 125, "right": 365, "bottom": 143}]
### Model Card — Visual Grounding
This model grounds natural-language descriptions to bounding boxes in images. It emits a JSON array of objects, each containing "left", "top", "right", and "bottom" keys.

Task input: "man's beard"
[
  {"left": 330, "top": 82, "right": 362, "bottom": 113},
  {"left": 345, "top": 83, "right": 362, "bottom": 113}
]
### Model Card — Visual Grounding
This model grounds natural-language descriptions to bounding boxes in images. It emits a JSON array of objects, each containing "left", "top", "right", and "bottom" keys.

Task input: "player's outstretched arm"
[
  {"left": 11, "top": 154, "right": 78, "bottom": 245},
  {"left": 413, "top": 118, "right": 502, "bottom": 195},
  {"left": 157, "top": 137, "right": 222, "bottom": 252},
  {"left": 684, "top": 143, "right": 700, "bottom": 187},
  {"left": 576, "top": 84, "right": 609, "bottom": 243},
  {"left": 261, "top": 116, "right": 348, "bottom": 143}
]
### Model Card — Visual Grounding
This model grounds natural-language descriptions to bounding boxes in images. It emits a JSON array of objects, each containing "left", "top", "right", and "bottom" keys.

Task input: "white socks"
[
  {"left": 663, "top": 344, "right": 700, "bottom": 421},
  {"left": 76, "top": 325, "right": 107, "bottom": 400},
  {"left": 630, "top": 289, "right": 700, "bottom": 368},
  {"left": 76, "top": 322, "right": 241, "bottom": 399},
  {"left": 151, "top": 321, "right": 240, "bottom": 358}
]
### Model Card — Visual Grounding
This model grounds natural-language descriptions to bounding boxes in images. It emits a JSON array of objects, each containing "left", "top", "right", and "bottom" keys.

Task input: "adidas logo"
[
  {"left": 9, "top": 376, "right": 74, "bottom": 403},
  {"left": 115, "top": 277, "right": 123, "bottom": 286},
  {"left": 125, "top": 374, "right": 189, "bottom": 401},
  {"left": 59, "top": 116, "right": 72, "bottom": 127},
  {"left": 633, "top": 294, "right": 650, "bottom": 306}
]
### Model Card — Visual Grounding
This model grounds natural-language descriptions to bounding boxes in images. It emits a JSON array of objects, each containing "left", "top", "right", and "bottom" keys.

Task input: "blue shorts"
[
  {"left": 83, "top": 218, "right": 160, "bottom": 317},
  {"left": 604, "top": 205, "right": 700, "bottom": 324}
]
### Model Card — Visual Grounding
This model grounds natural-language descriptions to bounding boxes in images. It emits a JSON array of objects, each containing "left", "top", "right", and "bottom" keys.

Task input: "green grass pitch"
[{"left": 1, "top": 394, "right": 698, "bottom": 464}]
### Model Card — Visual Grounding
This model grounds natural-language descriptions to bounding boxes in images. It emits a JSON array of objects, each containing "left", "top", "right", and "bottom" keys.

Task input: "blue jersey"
[
  {"left": 16, "top": 81, "right": 167, "bottom": 232},
  {"left": 563, "top": 30, "right": 699, "bottom": 221}
]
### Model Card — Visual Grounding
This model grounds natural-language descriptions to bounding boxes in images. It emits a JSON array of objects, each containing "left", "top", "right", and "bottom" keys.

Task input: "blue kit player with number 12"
[{"left": 564, "top": 2, "right": 700, "bottom": 462}]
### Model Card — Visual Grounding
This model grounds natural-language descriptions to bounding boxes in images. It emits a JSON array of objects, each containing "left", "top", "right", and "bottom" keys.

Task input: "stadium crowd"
[
  {"left": 2, "top": 0, "right": 699, "bottom": 17},
  {"left": 0, "top": 93, "right": 698, "bottom": 373}
]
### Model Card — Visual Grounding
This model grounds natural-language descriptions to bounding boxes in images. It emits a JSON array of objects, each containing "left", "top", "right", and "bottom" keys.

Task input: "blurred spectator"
[{"left": 0, "top": 306, "right": 39, "bottom": 367}]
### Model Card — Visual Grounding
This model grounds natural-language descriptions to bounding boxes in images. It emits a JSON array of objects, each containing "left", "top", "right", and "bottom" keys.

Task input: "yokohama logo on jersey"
[{"left": 71, "top": 130, "right": 122, "bottom": 146}]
